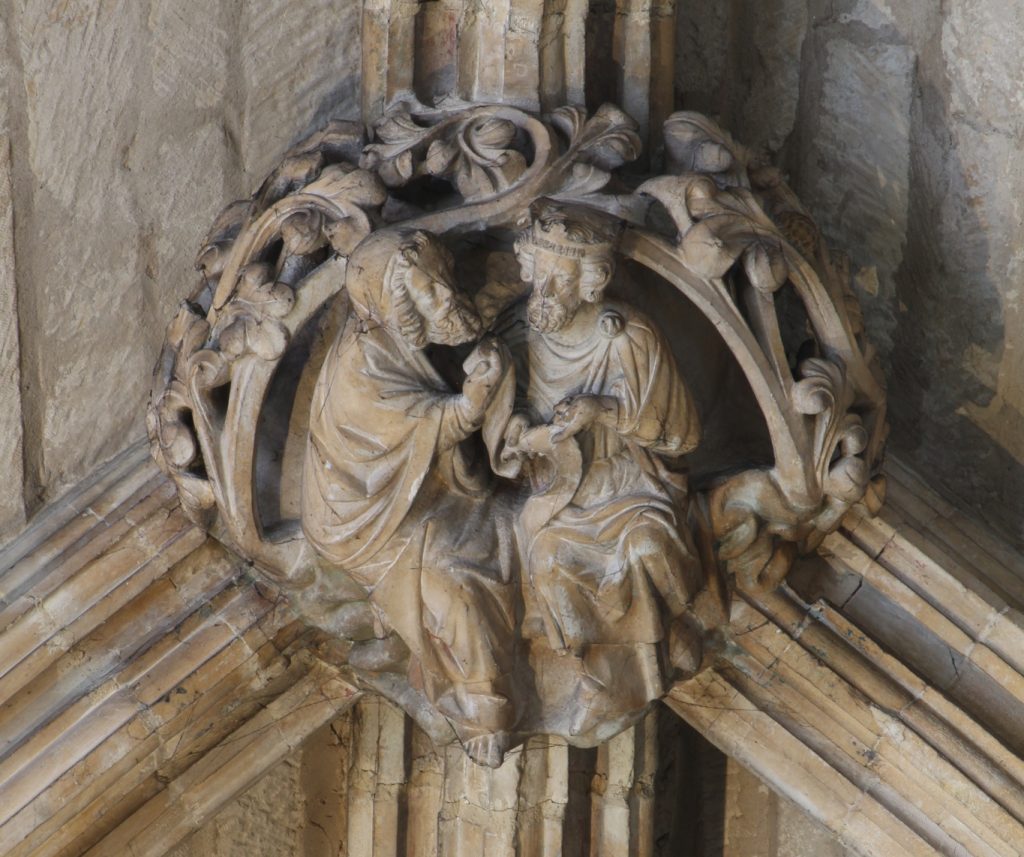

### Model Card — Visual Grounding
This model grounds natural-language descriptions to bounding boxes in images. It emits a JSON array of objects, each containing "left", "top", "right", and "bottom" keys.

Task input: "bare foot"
[
  {"left": 347, "top": 634, "right": 408, "bottom": 672},
  {"left": 464, "top": 731, "right": 510, "bottom": 769}
]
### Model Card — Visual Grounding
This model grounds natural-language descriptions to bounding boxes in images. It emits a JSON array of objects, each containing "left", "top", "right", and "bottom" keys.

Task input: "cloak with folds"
[
  {"left": 300, "top": 230, "right": 520, "bottom": 733},
  {"left": 492, "top": 296, "right": 703, "bottom": 716}
]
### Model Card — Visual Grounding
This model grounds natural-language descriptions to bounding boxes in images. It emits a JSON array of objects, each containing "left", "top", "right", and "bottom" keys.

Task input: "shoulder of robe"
[
  {"left": 598, "top": 308, "right": 626, "bottom": 339},
  {"left": 598, "top": 298, "right": 659, "bottom": 341}
]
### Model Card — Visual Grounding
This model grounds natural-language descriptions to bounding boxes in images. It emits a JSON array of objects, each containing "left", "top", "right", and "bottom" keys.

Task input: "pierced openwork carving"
[{"left": 149, "top": 102, "right": 886, "bottom": 767}]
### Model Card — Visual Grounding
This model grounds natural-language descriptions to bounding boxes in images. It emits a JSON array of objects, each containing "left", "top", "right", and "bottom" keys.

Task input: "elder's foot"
[
  {"left": 347, "top": 634, "right": 408, "bottom": 672},
  {"left": 669, "top": 617, "right": 704, "bottom": 679},
  {"left": 568, "top": 672, "right": 605, "bottom": 737},
  {"left": 464, "top": 731, "right": 510, "bottom": 769}
]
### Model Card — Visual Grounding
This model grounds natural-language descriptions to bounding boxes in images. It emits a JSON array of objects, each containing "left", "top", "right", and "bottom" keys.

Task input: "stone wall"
[
  {"left": 0, "top": 3, "right": 1020, "bottom": 856},
  {"left": 677, "top": 0, "right": 1024, "bottom": 549},
  {"left": 167, "top": 718, "right": 350, "bottom": 857},
  {"left": 0, "top": 0, "right": 362, "bottom": 538},
  {"left": 2, "top": 0, "right": 1020, "bottom": 551}
]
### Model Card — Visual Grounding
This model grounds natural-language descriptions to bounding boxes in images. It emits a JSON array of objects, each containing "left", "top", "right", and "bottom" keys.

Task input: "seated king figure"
[{"left": 492, "top": 200, "right": 704, "bottom": 736}]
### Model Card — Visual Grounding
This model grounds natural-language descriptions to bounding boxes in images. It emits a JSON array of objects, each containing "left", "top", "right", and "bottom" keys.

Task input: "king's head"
[
  {"left": 520, "top": 199, "right": 618, "bottom": 259},
  {"left": 515, "top": 200, "right": 621, "bottom": 333}
]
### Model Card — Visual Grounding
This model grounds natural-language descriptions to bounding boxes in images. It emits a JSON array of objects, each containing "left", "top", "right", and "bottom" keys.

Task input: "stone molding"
[
  {"left": 146, "top": 100, "right": 886, "bottom": 768},
  {"left": 0, "top": 442, "right": 1021, "bottom": 855}
]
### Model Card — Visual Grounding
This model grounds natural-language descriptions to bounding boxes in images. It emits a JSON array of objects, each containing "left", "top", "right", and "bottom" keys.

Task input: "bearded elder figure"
[
  {"left": 302, "top": 229, "right": 519, "bottom": 767},
  {"left": 491, "top": 201, "right": 704, "bottom": 735}
]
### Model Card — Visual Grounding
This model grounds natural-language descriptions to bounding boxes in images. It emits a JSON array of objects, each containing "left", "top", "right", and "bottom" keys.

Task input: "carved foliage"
[
  {"left": 215, "top": 266, "right": 294, "bottom": 361},
  {"left": 147, "top": 302, "right": 217, "bottom": 526},
  {"left": 359, "top": 100, "right": 642, "bottom": 211},
  {"left": 148, "top": 101, "right": 887, "bottom": 760},
  {"left": 149, "top": 123, "right": 386, "bottom": 545},
  {"left": 651, "top": 112, "right": 885, "bottom": 592},
  {"left": 424, "top": 116, "right": 528, "bottom": 197}
]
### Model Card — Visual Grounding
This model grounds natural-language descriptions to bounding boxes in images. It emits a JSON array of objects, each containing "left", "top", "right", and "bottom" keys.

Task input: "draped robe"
[
  {"left": 302, "top": 308, "right": 519, "bottom": 732},
  {"left": 494, "top": 297, "right": 702, "bottom": 697}
]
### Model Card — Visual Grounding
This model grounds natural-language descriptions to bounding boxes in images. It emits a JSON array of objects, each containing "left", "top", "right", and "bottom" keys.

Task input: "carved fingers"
[
  {"left": 462, "top": 336, "right": 508, "bottom": 415},
  {"left": 501, "top": 416, "right": 556, "bottom": 462},
  {"left": 504, "top": 417, "right": 537, "bottom": 461},
  {"left": 550, "top": 394, "right": 615, "bottom": 441},
  {"left": 503, "top": 413, "right": 530, "bottom": 450},
  {"left": 468, "top": 336, "right": 507, "bottom": 383}
]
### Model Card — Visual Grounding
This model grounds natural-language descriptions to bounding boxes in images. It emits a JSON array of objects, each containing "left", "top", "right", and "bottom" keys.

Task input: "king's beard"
[{"left": 527, "top": 289, "right": 581, "bottom": 333}]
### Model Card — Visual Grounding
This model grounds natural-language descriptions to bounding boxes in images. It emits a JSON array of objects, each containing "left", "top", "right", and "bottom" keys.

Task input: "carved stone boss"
[{"left": 148, "top": 102, "right": 887, "bottom": 768}]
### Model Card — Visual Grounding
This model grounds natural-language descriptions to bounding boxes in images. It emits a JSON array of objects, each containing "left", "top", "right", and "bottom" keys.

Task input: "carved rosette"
[{"left": 148, "top": 99, "right": 886, "bottom": 750}]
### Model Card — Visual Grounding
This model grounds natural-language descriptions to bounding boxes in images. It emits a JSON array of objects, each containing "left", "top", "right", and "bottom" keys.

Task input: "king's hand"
[{"left": 551, "top": 394, "right": 618, "bottom": 441}]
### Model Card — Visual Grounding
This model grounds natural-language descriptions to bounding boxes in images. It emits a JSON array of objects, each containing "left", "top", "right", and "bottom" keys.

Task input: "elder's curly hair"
[{"left": 383, "top": 230, "right": 456, "bottom": 345}]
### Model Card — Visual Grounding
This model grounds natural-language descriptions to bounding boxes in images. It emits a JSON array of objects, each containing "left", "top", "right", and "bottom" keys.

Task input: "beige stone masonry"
[{"left": 1, "top": 442, "right": 1022, "bottom": 855}]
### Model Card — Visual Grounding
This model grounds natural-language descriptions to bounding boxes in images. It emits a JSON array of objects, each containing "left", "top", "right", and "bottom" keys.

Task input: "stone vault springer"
[{"left": 148, "top": 100, "right": 887, "bottom": 768}]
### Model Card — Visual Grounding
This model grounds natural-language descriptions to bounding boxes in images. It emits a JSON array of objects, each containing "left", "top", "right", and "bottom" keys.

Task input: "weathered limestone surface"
[
  {"left": 3, "top": 439, "right": 1021, "bottom": 857},
  {"left": 724, "top": 760, "right": 855, "bottom": 857},
  {"left": 238, "top": 0, "right": 361, "bottom": 181},
  {"left": 150, "top": 702, "right": 865, "bottom": 857},
  {"left": 1, "top": 2, "right": 1023, "bottom": 854},
  {"left": 0, "top": 446, "right": 360, "bottom": 857},
  {"left": 166, "top": 753, "right": 306, "bottom": 857},
  {"left": 796, "top": 33, "right": 914, "bottom": 355},
  {"left": 0, "top": 0, "right": 362, "bottom": 538},
  {"left": 0, "top": 14, "right": 25, "bottom": 538},
  {"left": 6, "top": 0, "right": 1015, "bottom": 555},
  {"left": 183, "top": 717, "right": 351, "bottom": 857},
  {"left": 677, "top": 0, "right": 1024, "bottom": 547}
]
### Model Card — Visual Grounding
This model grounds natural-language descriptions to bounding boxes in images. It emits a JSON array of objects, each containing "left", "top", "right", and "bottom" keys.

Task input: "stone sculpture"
[
  {"left": 149, "top": 101, "right": 887, "bottom": 767},
  {"left": 488, "top": 201, "right": 705, "bottom": 739},
  {"left": 302, "top": 228, "right": 519, "bottom": 766}
]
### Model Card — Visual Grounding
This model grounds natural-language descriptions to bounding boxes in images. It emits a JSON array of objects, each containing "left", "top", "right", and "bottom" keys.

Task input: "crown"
[{"left": 524, "top": 199, "right": 619, "bottom": 258}]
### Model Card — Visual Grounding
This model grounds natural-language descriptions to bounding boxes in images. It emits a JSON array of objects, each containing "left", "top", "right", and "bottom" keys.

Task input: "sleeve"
[
  {"left": 437, "top": 394, "right": 478, "bottom": 450},
  {"left": 610, "top": 320, "right": 701, "bottom": 456}
]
